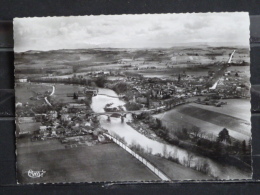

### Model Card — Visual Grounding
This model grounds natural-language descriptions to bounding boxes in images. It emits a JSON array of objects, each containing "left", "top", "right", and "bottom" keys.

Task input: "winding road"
[{"left": 44, "top": 85, "right": 55, "bottom": 106}]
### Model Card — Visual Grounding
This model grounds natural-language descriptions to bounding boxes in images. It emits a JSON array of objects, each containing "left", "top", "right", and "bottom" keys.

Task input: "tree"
[
  {"left": 73, "top": 92, "right": 78, "bottom": 99},
  {"left": 163, "top": 144, "right": 168, "bottom": 157},
  {"left": 91, "top": 116, "right": 100, "bottom": 127},
  {"left": 146, "top": 94, "right": 151, "bottom": 108},
  {"left": 185, "top": 152, "right": 194, "bottom": 167},
  {"left": 182, "top": 128, "right": 189, "bottom": 136},
  {"left": 178, "top": 74, "right": 181, "bottom": 82},
  {"left": 213, "top": 140, "right": 222, "bottom": 155},
  {"left": 95, "top": 76, "right": 106, "bottom": 88},
  {"left": 72, "top": 65, "right": 80, "bottom": 73},
  {"left": 217, "top": 128, "right": 231, "bottom": 144},
  {"left": 84, "top": 98, "right": 92, "bottom": 107},
  {"left": 190, "top": 126, "right": 201, "bottom": 138},
  {"left": 113, "top": 82, "right": 128, "bottom": 94},
  {"left": 156, "top": 118, "right": 162, "bottom": 129},
  {"left": 233, "top": 140, "right": 241, "bottom": 153},
  {"left": 242, "top": 140, "right": 246, "bottom": 154},
  {"left": 124, "top": 102, "right": 142, "bottom": 111},
  {"left": 197, "top": 139, "right": 202, "bottom": 146}
]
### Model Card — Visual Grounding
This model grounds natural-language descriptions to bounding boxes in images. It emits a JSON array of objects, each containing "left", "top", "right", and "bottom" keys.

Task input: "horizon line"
[{"left": 15, "top": 42, "right": 249, "bottom": 53}]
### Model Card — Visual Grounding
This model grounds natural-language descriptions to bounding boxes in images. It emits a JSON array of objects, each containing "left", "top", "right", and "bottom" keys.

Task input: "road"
[{"left": 44, "top": 85, "right": 55, "bottom": 106}]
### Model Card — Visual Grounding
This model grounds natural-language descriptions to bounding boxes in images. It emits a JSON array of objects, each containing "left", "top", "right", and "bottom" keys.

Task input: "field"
[
  {"left": 14, "top": 46, "right": 251, "bottom": 182},
  {"left": 17, "top": 122, "right": 41, "bottom": 134},
  {"left": 15, "top": 83, "right": 51, "bottom": 104},
  {"left": 154, "top": 101, "right": 251, "bottom": 142},
  {"left": 50, "top": 84, "right": 86, "bottom": 103},
  {"left": 15, "top": 83, "right": 86, "bottom": 105},
  {"left": 138, "top": 65, "right": 250, "bottom": 79},
  {"left": 17, "top": 138, "right": 159, "bottom": 184},
  {"left": 15, "top": 46, "right": 249, "bottom": 79}
]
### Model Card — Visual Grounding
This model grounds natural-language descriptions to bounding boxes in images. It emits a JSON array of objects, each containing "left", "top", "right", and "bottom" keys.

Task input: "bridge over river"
[
  {"left": 93, "top": 106, "right": 166, "bottom": 116},
  {"left": 92, "top": 106, "right": 166, "bottom": 122}
]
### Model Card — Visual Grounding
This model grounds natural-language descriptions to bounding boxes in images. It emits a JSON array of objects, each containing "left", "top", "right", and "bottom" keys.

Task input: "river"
[{"left": 91, "top": 87, "right": 251, "bottom": 180}]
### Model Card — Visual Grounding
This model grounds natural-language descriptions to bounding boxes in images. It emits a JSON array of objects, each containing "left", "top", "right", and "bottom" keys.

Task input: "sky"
[{"left": 14, "top": 12, "right": 250, "bottom": 52}]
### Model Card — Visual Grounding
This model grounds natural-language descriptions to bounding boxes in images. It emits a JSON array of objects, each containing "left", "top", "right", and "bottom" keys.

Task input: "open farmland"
[
  {"left": 49, "top": 83, "right": 86, "bottom": 103},
  {"left": 17, "top": 122, "right": 41, "bottom": 134},
  {"left": 15, "top": 83, "right": 86, "bottom": 105},
  {"left": 15, "top": 83, "right": 52, "bottom": 104},
  {"left": 15, "top": 45, "right": 251, "bottom": 182},
  {"left": 15, "top": 46, "right": 249, "bottom": 80},
  {"left": 17, "top": 138, "right": 159, "bottom": 184},
  {"left": 154, "top": 101, "right": 251, "bottom": 142},
  {"left": 190, "top": 99, "right": 251, "bottom": 122}
]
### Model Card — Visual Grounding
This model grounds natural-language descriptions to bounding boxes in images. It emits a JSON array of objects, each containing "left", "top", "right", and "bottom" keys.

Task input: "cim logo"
[{"left": 27, "top": 169, "right": 46, "bottom": 178}]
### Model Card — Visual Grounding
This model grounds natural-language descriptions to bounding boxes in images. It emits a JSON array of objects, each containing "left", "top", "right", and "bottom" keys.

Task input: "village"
[
  {"left": 16, "top": 85, "right": 111, "bottom": 149},
  {"left": 102, "top": 66, "right": 250, "bottom": 111},
  {"left": 14, "top": 45, "right": 252, "bottom": 184},
  {"left": 15, "top": 61, "right": 250, "bottom": 151}
]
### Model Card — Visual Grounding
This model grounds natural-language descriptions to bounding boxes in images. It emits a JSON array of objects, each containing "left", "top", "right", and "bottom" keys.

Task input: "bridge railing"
[{"left": 103, "top": 133, "right": 170, "bottom": 181}]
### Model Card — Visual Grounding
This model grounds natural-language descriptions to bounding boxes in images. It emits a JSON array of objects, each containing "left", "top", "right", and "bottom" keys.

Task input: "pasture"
[
  {"left": 16, "top": 138, "right": 159, "bottom": 184},
  {"left": 154, "top": 101, "right": 251, "bottom": 142}
]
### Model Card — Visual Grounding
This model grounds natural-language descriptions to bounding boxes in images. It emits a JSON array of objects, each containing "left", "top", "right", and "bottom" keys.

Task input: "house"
[
  {"left": 18, "top": 117, "right": 36, "bottom": 123},
  {"left": 71, "top": 125, "right": 80, "bottom": 131},
  {"left": 39, "top": 126, "right": 51, "bottom": 136},
  {"left": 52, "top": 120, "right": 60, "bottom": 127},
  {"left": 98, "top": 134, "right": 106, "bottom": 142},
  {"left": 51, "top": 130, "right": 57, "bottom": 137},
  {"left": 82, "top": 126, "right": 93, "bottom": 134},
  {"left": 84, "top": 122, "right": 91, "bottom": 127},
  {"left": 61, "top": 114, "right": 72, "bottom": 122},
  {"left": 151, "top": 101, "right": 161, "bottom": 108},
  {"left": 61, "top": 106, "right": 69, "bottom": 112},
  {"left": 118, "top": 58, "right": 133, "bottom": 64},
  {"left": 18, "top": 78, "right": 27, "bottom": 83},
  {"left": 93, "top": 128, "right": 104, "bottom": 136},
  {"left": 47, "top": 110, "right": 58, "bottom": 120},
  {"left": 39, "top": 126, "right": 47, "bottom": 131},
  {"left": 136, "top": 96, "right": 147, "bottom": 104},
  {"left": 16, "top": 102, "right": 23, "bottom": 107},
  {"left": 67, "top": 103, "right": 86, "bottom": 108}
]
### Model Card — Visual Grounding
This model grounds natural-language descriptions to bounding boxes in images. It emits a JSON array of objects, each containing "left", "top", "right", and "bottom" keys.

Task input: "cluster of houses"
[
  {"left": 107, "top": 68, "right": 249, "bottom": 110},
  {"left": 17, "top": 100, "right": 108, "bottom": 148}
]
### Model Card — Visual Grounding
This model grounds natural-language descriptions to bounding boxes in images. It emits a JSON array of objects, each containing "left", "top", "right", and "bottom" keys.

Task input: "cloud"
[{"left": 14, "top": 12, "right": 249, "bottom": 52}]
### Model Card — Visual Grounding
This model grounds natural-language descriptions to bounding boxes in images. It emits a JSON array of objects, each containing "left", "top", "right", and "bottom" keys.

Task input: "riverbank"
[
  {"left": 126, "top": 121, "right": 162, "bottom": 142},
  {"left": 142, "top": 153, "right": 215, "bottom": 180},
  {"left": 92, "top": 87, "right": 251, "bottom": 179}
]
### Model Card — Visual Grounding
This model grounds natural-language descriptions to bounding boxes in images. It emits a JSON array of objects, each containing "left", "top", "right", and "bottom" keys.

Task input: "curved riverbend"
[{"left": 91, "top": 87, "right": 251, "bottom": 180}]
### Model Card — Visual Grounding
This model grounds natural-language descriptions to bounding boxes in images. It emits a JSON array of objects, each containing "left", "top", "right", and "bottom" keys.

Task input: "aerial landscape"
[{"left": 14, "top": 13, "right": 251, "bottom": 183}]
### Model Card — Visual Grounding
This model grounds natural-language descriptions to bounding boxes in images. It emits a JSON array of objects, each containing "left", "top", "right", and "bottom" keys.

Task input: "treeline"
[
  {"left": 134, "top": 112, "right": 251, "bottom": 172},
  {"left": 112, "top": 82, "right": 129, "bottom": 94},
  {"left": 128, "top": 135, "right": 212, "bottom": 176},
  {"left": 29, "top": 76, "right": 106, "bottom": 88},
  {"left": 16, "top": 67, "right": 69, "bottom": 74},
  {"left": 124, "top": 102, "right": 143, "bottom": 111},
  {"left": 230, "top": 61, "right": 250, "bottom": 66}
]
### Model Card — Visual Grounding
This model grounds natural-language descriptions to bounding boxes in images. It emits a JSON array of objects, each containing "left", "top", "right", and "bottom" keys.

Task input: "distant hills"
[{"left": 16, "top": 42, "right": 249, "bottom": 54}]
